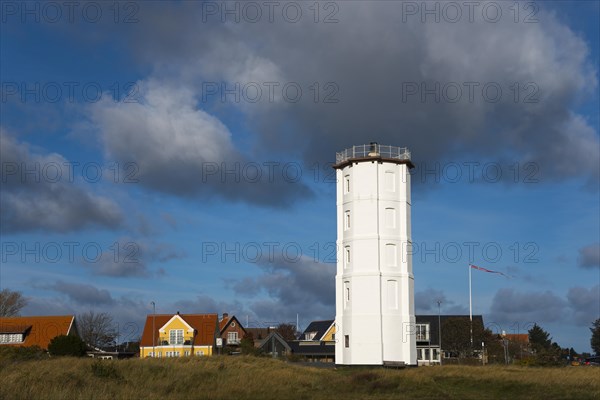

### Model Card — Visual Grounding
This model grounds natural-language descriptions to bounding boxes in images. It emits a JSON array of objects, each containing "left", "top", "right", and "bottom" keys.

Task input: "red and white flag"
[{"left": 469, "top": 264, "right": 509, "bottom": 278}]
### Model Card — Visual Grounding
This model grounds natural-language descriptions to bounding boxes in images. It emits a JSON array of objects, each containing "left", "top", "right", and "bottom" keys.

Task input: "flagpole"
[{"left": 469, "top": 264, "right": 473, "bottom": 350}]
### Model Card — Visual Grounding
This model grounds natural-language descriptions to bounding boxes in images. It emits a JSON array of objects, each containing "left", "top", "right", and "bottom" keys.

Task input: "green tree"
[
  {"left": 240, "top": 331, "right": 257, "bottom": 355},
  {"left": 441, "top": 318, "right": 485, "bottom": 359},
  {"left": 590, "top": 319, "right": 600, "bottom": 356},
  {"left": 528, "top": 324, "right": 551, "bottom": 353},
  {"left": 275, "top": 324, "right": 297, "bottom": 341},
  {"left": 48, "top": 335, "right": 87, "bottom": 357}
]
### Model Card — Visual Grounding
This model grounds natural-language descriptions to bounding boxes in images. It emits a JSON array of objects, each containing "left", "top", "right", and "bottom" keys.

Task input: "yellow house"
[{"left": 139, "top": 313, "right": 218, "bottom": 358}]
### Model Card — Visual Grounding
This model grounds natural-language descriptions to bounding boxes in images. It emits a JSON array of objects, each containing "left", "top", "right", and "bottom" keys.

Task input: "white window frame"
[
  {"left": 345, "top": 211, "right": 351, "bottom": 230},
  {"left": 416, "top": 324, "right": 429, "bottom": 341},
  {"left": 344, "top": 175, "right": 350, "bottom": 193},
  {"left": 169, "top": 329, "right": 184, "bottom": 345},
  {"left": 227, "top": 331, "right": 238, "bottom": 343}
]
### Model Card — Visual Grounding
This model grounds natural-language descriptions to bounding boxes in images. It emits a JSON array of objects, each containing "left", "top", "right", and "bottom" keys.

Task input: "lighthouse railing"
[{"left": 335, "top": 145, "right": 411, "bottom": 164}]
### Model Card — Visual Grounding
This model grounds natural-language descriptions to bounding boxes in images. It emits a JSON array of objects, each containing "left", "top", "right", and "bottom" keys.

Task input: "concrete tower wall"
[{"left": 335, "top": 149, "right": 416, "bottom": 366}]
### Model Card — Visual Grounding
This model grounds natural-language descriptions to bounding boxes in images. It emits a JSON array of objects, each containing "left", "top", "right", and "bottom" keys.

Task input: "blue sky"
[{"left": 1, "top": 1, "right": 599, "bottom": 351}]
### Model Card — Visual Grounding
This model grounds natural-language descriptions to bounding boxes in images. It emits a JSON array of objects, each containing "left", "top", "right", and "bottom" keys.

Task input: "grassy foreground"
[{"left": 1, "top": 355, "right": 598, "bottom": 400}]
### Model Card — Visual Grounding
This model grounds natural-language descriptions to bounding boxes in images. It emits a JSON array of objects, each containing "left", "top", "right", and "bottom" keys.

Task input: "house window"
[
  {"left": 345, "top": 211, "right": 351, "bottom": 229},
  {"left": 227, "top": 331, "right": 239, "bottom": 343},
  {"left": 416, "top": 324, "right": 429, "bottom": 341},
  {"left": 184, "top": 351, "right": 190, "bottom": 356},
  {"left": 433, "top": 348, "right": 439, "bottom": 361},
  {"left": 0, "top": 333, "right": 23, "bottom": 344},
  {"left": 169, "top": 329, "right": 184, "bottom": 345},
  {"left": 196, "top": 350, "right": 204, "bottom": 356},
  {"left": 148, "top": 351, "right": 154, "bottom": 357},
  {"left": 344, "top": 246, "right": 351, "bottom": 268},
  {"left": 344, "top": 335, "right": 349, "bottom": 348},
  {"left": 345, "top": 175, "right": 350, "bottom": 193},
  {"left": 305, "top": 332, "right": 317, "bottom": 340}
]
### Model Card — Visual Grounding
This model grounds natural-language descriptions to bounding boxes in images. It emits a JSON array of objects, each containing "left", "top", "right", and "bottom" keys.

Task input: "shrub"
[
  {"left": 48, "top": 335, "right": 87, "bottom": 357},
  {"left": 0, "top": 346, "right": 46, "bottom": 362},
  {"left": 91, "top": 360, "right": 121, "bottom": 379}
]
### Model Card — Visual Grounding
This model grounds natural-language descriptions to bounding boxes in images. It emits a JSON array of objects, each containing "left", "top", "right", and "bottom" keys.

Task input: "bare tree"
[
  {"left": 0, "top": 289, "right": 27, "bottom": 317},
  {"left": 77, "top": 311, "right": 117, "bottom": 349}
]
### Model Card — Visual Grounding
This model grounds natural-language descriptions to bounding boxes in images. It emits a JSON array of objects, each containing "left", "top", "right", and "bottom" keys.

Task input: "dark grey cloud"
[
  {"left": 488, "top": 288, "right": 568, "bottom": 325},
  {"left": 0, "top": 131, "right": 123, "bottom": 233},
  {"left": 578, "top": 243, "right": 600, "bottom": 269},
  {"left": 415, "top": 288, "right": 468, "bottom": 314},
  {"left": 173, "top": 294, "right": 249, "bottom": 318},
  {"left": 103, "top": 1, "right": 599, "bottom": 193},
  {"left": 42, "top": 281, "right": 115, "bottom": 306},
  {"left": 566, "top": 285, "right": 600, "bottom": 326},
  {"left": 229, "top": 255, "right": 335, "bottom": 322},
  {"left": 81, "top": 238, "right": 186, "bottom": 278}
]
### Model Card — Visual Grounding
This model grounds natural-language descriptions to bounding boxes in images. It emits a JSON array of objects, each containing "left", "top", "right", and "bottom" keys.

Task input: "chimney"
[{"left": 222, "top": 313, "right": 229, "bottom": 321}]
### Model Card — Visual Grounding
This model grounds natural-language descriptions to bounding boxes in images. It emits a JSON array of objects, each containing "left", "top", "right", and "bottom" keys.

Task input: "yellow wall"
[
  {"left": 140, "top": 345, "right": 212, "bottom": 358},
  {"left": 140, "top": 316, "right": 214, "bottom": 358},
  {"left": 158, "top": 317, "right": 195, "bottom": 345},
  {"left": 322, "top": 324, "right": 336, "bottom": 341}
]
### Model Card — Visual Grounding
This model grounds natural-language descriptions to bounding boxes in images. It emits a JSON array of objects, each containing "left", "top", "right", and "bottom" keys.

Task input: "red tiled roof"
[
  {"left": 140, "top": 314, "right": 218, "bottom": 347},
  {"left": 0, "top": 316, "right": 75, "bottom": 349},
  {"left": 505, "top": 334, "right": 529, "bottom": 343},
  {"left": 219, "top": 316, "right": 230, "bottom": 331}
]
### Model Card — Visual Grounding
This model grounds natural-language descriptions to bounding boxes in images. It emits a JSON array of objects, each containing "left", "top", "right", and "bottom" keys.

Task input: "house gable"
[
  {"left": 301, "top": 320, "right": 334, "bottom": 341},
  {"left": 159, "top": 314, "right": 195, "bottom": 334}
]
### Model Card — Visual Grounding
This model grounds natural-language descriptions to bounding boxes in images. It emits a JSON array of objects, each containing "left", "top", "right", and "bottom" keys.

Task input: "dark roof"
[
  {"left": 246, "top": 327, "right": 275, "bottom": 340},
  {"left": 301, "top": 320, "right": 334, "bottom": 341},
  {"left": 289, "top": 341, "right": 335, "bottom": 356},
  {"left": 415, "top": 315, "right": 484, "bottom": 347},
  {"left": 258, "top": 332, "right": 291, "bottom": 352}
]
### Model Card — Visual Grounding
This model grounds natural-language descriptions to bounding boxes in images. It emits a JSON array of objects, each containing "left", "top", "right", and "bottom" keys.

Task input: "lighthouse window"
[
  {"left": 385, "top": 208, "right": 396, "bottom": 228},
  {"left": 386, "top": 243, "right": 397, "bottom": 267},
  {"left": 345, "top": 335, "right": 349, "bottom": 348},
  {"left": 343, "top": 281, "right": 350, "bottom": 308},
  {"left": 345, "top": 211, "right": 351, "bottom": 229},
  {"left": 385, "top": 171, "right": 395, "bottom": 192},
  {"left": 344, "top": 246, "right": 351, "bottom": 268},
  {"left": 345, "top": 175, "right": 350, "bottom": 193}
]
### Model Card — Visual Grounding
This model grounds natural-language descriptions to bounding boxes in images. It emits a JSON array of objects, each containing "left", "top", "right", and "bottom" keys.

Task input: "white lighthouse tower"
[{"left": 334, "top": 143, "right": 416, "bottom": 366}]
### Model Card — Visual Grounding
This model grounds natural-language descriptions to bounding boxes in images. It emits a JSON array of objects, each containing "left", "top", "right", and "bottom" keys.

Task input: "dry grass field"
[{"left": 1, "top": 355, "right": 598, "bottom": 400}]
